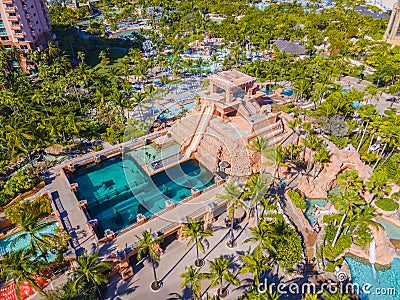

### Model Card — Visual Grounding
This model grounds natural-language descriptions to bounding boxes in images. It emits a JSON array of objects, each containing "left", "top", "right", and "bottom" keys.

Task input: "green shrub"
[
  {"left": 0, "top": 167, "right": 39, "bottom": 207},
  {"left": 323, "top": 235, "right": 352, "bottom": 261},
  {"left": 287, "top": 189, "right": 306, "bottom": 210},
  {"left": 375, "top": 198, "right": 399, "bottom": 211}
]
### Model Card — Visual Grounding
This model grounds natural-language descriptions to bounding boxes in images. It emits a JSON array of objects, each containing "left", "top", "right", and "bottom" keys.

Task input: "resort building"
[
  {"left": 47, "top": 70, "right": 292, "bottom": 280},
  {"left": 384, "top": 1, "right": 400, "bottom": 46},
  {"left": 0, "top": 0, "right": 52, "bottom": 71}
]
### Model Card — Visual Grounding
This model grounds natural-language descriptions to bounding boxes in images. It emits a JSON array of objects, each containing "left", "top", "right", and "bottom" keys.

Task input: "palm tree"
[
  {"left": 182, "top": 218, "right": 213, "bottom": 266},
  {"left": 243, "top": 174, "right": 273, "bottom": 225},
  {"left": 180, "top": 265, "right": 207, "bottom": 299},
  {"left": 244, "top": 222, "right": 276, "bottom": 255},
  {"left": 301, "top": 134, "right": 323, "bottom": 174},
  {"left": 247, "top": 136, "right": 269, "bottom": 175},
  {"left": 10, "top": 213, "right": 56, "bottom": 261},
  {"left": 331, "top": 171, "right": 365, "bottom": 247},
  {"left": 303, "top": 294, "right": 318, "bottom": 300},
  {"left": 217, "top": 181, "right": 243, "bottom": 248},
  {"left": 132, "top": 92, "right": 147, "bottom": 122},
  {"left": 136, "top": 229, "right": 164, "bottom": 290},
  {"left": 313, "top": 146, "right": 330, "bottom": 179},
  {"left": 73, "top": 252, "right": 112, "bottom": 296},
  {"left": 207, "top": 256, "right": 240, "bottom": 298},
  {"left": 240, "top": 245, "right": 270, "bottom": 286},
  {"left": 0, "top": 250, "right": 46, "bottom": 298}
]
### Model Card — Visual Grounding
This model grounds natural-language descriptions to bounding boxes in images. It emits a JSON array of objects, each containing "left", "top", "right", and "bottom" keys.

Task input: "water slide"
[{"left": 185, "top": 105, "right": 214, "bottom": 158}]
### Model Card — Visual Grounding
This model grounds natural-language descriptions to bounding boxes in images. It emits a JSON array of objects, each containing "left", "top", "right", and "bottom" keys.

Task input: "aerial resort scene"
[{"left": 1, "top": 0, "right": 400, "bottom": 300}]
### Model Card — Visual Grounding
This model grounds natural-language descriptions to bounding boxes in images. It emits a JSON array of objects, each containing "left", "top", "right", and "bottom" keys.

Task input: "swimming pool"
[
  {"left": 346, "top": 257, "right": 400, "bottom": 299},
  {"left": 113, "top": 29, "right": 138, "bottom": 39},
  {"left": 282, "top": 88, "right": 294, "bottom": 96},
  {"left": 69, "top": 157, "right": 214, "bottom": 236},
  {"left": 0, "top": 222, "right": 58, "bottom": 260},
  {"left": 304, "top": 199, "right": 328, "bottom": 226},
  {"left": 376, "top": 218, "right": 400, "bottom": 240},
  {"left": 158, "top": 102, "right": 195, "bottom": 120}
]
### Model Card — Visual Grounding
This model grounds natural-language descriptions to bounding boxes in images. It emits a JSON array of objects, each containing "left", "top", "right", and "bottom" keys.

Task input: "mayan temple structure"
[
  {"left": 169, "top": 70, "right": 291, "bottom": 176},
  {"left": 384, "top": 1, "right": 400, "bottom": 46}
]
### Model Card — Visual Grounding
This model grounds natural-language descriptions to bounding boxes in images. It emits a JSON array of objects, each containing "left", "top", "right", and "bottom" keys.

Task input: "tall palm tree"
[
  {"left": 182, "top": 218, "right": 213, "bottom": 266},
  {"left": 73, "top": 252, "right": 112, "bottom": 295},
  {"left": 244, "top": 222, "right": 276, "bottom": 255},
  {"left": 243, "top": 174, "right": 273, "bottom": 225},
  {"left": 180, "top": 265, "right": 207, "bottom": 299},
  {"left": 240, "top": 245, "right": 270, "bottom": 286},
  {"left": 247, "top": 136, "right": 269, "bottom": 175},
  {"left": 0, "top": 250, "right": 46, "bottom": 298},
  {"left": 331, "top": 171, "right": 364, "bottom": 247},
  {"left": 313, "top": 147, "right": 330, "bottom": 179},
  {"left": 136, "top": 229, "right": 164, "bottom": 290},
  {"left": 217, "top": 181, "right": 243, "bottom": 248},
  {"left": 207, "top": 256, "right": 240, "bottom": 298},
  {"left": 301, "top": 134, "right": 323, "bottom": 174}
]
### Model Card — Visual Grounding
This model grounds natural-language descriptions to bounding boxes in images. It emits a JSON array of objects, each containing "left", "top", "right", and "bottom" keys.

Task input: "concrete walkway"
[
  {"left": 46, "top": 166, "right": 98, "bottom": 255},
  {"left": 104, "top": 214, "right": 258, "bottom": 300}
]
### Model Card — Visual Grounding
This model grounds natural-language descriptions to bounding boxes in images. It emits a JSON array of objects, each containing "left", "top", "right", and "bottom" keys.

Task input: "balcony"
[
  {"left": 2, "top": 0, "right": 13, "bottom": 4},
  {"left": 5, "top": 7, "right": 16, "bottom": 13},
  {"left": 10, "top": 24, "right": 21, "bottom": 30},
  {"left": 7, "top": 15, "right": 19, "bottom": 21},
  {"left": 14, "top": 32, "right": 25, "bottom": 38}
]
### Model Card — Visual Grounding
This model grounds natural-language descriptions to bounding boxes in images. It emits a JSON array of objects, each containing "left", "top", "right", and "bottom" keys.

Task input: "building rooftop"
[
  {"left": 271, "top": 39, "right": 307, "bottom": 55},
  {"left": 208, "top": 70, "right": 256, "bottom": 90}
]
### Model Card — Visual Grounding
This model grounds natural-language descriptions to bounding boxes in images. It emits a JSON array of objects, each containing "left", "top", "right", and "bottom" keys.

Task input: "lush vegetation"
[
  {"left": 375, "top": 198, "right": 399, "bottom": 211},
  {"left": 0, "top": 167, "right": 43, "bottom": 206},
  {"left": 287, "top": 189, "right": 306, "bottom": 210}
]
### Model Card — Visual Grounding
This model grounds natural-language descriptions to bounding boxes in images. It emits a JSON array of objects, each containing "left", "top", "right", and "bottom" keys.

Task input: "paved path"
[
  {"left": 104, "top": 214, "right": 258, "bottom": 300},
  {"left": 46, "top": 167, "right": 98, "bottom": 255}
]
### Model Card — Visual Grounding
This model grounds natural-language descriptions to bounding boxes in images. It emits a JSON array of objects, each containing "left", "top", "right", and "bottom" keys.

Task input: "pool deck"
[
  {"left": 99, "top": 184, "right": 225, "bottom": 257},
  {"left": 47, "top": 166, "right": 98, "bottom": 255},
  {"left": 46, "top": 143, "right": 226, "bottom": 257}
]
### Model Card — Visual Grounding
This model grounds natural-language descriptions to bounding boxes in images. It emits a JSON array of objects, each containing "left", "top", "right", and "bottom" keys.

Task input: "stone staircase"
[{"left": 169, "top": 111, "right": 201, "bottom": 146}]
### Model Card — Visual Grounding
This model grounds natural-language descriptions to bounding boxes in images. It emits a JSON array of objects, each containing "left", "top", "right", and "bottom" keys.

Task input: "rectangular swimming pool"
[{"left": 68, "top": 155, "right": 214, "bottom": 237}]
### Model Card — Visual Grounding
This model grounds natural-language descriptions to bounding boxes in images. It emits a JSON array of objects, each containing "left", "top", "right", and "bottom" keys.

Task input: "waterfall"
[{"left": 369, "top": 239, "right": 377, "bottom": 279}]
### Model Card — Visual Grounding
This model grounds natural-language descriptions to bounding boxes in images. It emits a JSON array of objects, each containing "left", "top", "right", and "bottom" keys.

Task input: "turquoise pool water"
[
  {"left": 304, "top": 199, "right": 328, "bottom": 226},
  {"left": 130, "top": 142, "right": 181, "bottom": 166},
  {"left": 0, "top": 222, "right": 58, "bottom": 260},
  {"left": 113, "top": 29, "right": 138, "bottom": 38},
  {"left": 346, "top": 257, "right": 400, "bottom": 299},
  {"left": 282, "top": 88, "right": 294, "bottom": 96},
  {"left": 376, "top": 218, "right": 400, "bottom": 240},
  {"left": 261, "top": 88, "right": 271, "bottom": 95},
  {"left": 69, "top": 157, "right": 213, "bottom": 236},
  {"left": 158, "top": 102, "right": 195, "bottom": 120}
]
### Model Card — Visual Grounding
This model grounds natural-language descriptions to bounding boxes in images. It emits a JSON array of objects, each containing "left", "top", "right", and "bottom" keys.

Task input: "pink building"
[{"left": 0, "top": 0, "right": 52, "bottom": 72}]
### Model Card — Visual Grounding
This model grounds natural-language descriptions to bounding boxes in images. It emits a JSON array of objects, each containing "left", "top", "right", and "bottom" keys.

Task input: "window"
[
  {"left": 33, "top": 13, "right": 36, "bottom": 17},
  {"left": 11, "top": 22, "right": 19, "bottom": 26},
  {"left": 17, "top": 38, "right": 25, "bottom": 42},
  {"left": 6, "top": 4, "right": 13, "bottom": 8},
  {"left": 15, "top": 30, "right": 22, "bottom": 33},
  {"left": 1, "top": 37, "right": 9, "bottom": 41},
  {"left": 9, "top": 13, "right": 16, "bottom": 16},
  {"left": 4, "top": 45, "right": 11, "bottom": 49},
  {"left": 20, "top": 45, "right": 28, "bottom": 50}
]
